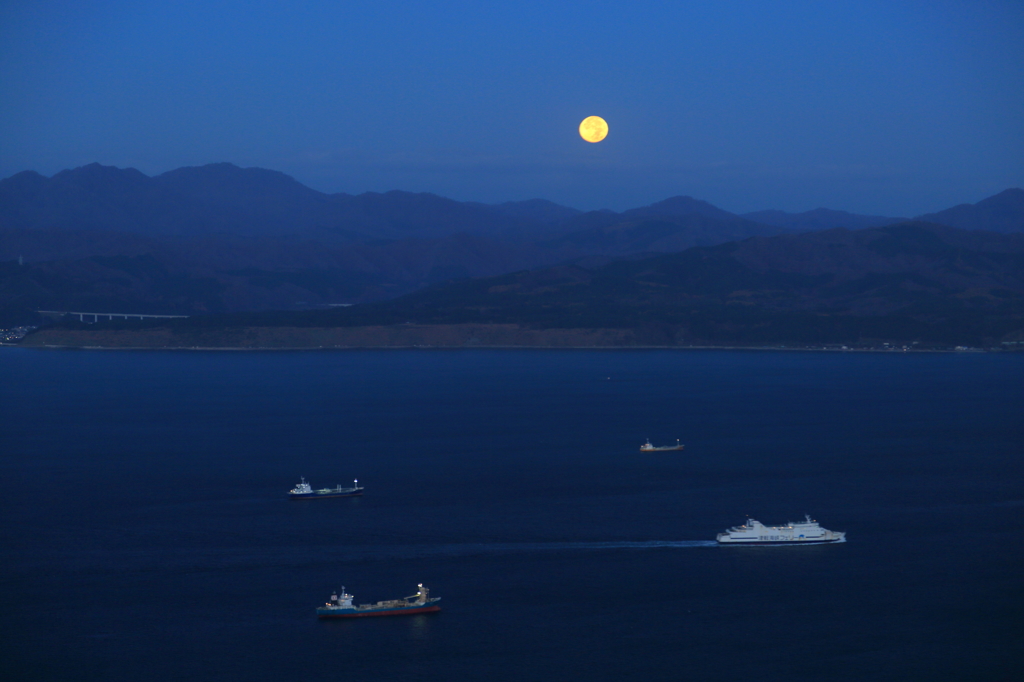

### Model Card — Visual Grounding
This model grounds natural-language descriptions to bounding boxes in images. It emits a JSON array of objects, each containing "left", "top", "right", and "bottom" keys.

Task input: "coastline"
[{"left": 11, "top": 323, "right": 997, "bottom": 352}]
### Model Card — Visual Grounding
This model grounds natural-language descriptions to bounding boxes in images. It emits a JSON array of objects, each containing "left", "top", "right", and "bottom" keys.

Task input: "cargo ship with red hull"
[
  {"left": 289, "top": 477, "right": 363, "bottom": 499},
  {"left": 316, "top": 584, "right": 441, "bottom": 618}
]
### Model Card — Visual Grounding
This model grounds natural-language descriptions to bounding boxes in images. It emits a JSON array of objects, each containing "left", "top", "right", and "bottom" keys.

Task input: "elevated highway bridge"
[{"left": 38, "top": 310, "right": 190, "bottom": 323}]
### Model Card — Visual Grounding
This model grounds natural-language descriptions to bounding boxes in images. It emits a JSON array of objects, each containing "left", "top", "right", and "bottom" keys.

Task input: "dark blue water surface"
[{"left": 2, "top": 348, "right": 1022, "bottom": 681}]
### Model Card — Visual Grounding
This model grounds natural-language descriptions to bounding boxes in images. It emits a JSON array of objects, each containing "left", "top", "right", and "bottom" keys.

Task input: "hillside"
[
  {"left": 333, "top": 222, "right": 1024, "bottom": 344},
  {"left": 22, "top": 222, "right": 1024, "bottom": 349}
]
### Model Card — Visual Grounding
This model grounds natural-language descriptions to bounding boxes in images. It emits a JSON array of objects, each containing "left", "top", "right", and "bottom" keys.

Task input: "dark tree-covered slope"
[{"left": 43, "top": 222, "right": 1023, "bottom": 348}]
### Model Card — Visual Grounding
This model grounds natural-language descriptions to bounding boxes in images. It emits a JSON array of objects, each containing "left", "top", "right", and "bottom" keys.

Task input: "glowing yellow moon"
[{"left": 579, "top": 116, "right": 608, "bottom": 143}]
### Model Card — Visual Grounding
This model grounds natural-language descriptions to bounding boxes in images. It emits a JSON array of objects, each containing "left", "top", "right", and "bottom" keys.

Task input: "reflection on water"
[{"left": 407, "top": 613, "right": 434, "bottom": 641}]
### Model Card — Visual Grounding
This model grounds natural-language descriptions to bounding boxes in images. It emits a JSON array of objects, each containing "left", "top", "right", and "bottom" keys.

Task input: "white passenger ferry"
[{"left": 716, "top": 515, "right": 846, "bottom": 545}]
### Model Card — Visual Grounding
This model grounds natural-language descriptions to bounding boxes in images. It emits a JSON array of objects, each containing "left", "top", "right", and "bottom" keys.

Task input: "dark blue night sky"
[{"left": 2, "top": 0, "right": 1022, "bottom": 214}]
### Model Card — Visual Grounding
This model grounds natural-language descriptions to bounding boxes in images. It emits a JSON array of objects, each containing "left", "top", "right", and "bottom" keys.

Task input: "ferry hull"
[
  {"left": 717, "top": 537, "right": 846, "bottom": 546},
  {"left": 317, "top": 604, "right": 441, "bottom": 618}
]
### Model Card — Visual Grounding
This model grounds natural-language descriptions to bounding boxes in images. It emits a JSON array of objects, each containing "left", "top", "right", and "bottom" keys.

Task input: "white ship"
[{"left": 716, "top": 515, "right": 846, "bottom": 545}]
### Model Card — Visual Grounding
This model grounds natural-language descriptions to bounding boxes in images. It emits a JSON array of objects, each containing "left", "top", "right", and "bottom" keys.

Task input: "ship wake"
[
  {"left": 17, "top": 541, "right": 719, "bottom": 574},
  {"left": 342, "top": 540, "right": 719, "bottom": 561}
]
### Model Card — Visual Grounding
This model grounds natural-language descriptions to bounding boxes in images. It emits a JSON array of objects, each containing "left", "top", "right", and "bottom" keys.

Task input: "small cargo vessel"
[
  {"left": 640, "top": 439, "right": 684, "bottom": 452},
  {"left": 716, "top": 515, "right": 846, "bottom": 545},
  {"left": 317, "top": 584, "right": 441, "bottom": 618},
  {"left": 289, "top": 477, "right": 363, "bottom": 500}
]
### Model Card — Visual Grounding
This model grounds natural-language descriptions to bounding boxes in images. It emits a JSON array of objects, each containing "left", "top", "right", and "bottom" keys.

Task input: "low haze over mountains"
[
  {"left": 2, "top": 163, "right": 1023, "bottom": 336},
  {"left": 740, "top": 208, "right": 905, "bottom": 232}
]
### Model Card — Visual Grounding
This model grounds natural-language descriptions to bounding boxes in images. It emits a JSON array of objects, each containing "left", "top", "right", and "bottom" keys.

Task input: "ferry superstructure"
[
  {"left": 716, "top": 516, "right": 846, "bottom": 545},
  {"left": 316, "top": 584, "right": 441, "bottom": 618}
]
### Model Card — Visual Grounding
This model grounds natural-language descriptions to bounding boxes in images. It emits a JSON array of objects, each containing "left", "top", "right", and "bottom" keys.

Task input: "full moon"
[{"left": 579, "top": 116, "right": 608, "bottom": 143}]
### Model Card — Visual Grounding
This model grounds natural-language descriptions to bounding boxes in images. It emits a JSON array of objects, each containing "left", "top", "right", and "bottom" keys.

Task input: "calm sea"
[{"left": 1, "top": 348, "right": 1022, "bottom": 681}]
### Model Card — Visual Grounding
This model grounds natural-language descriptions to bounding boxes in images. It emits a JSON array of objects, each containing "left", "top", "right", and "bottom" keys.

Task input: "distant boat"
[
  {"left": 288, "top": 477, "right": 363, "bottom": 499},
  {"left": 317, "top": 584, "right": 441, "bottom": 618},
  {"left": 716, "top": 516, "right": 846, "bottom": 545},
  {"left": 640, "top": 439, "right": 684, "bottom": 452}
]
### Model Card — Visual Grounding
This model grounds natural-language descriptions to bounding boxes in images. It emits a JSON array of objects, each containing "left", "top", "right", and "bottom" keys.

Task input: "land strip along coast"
[
  {"left": 20, "top": 324, "right": 685, "bottom": 350},
  {"left": 17, "top": 323, "right": 1005, "bottom": 350}
]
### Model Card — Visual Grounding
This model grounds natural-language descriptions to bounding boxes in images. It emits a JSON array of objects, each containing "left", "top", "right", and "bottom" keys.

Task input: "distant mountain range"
[
  {"left": 0, "top": 162, "right": 531, "bottom": 240},
  {"left": 1, "top": 162, "right": 1023, "bottom": 327},
  {"left": 740, "top": 207, "right": 905, "bottom": 231},
  {"left": 916, "top": 189, "right": 1024, "bottom": 233}
]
